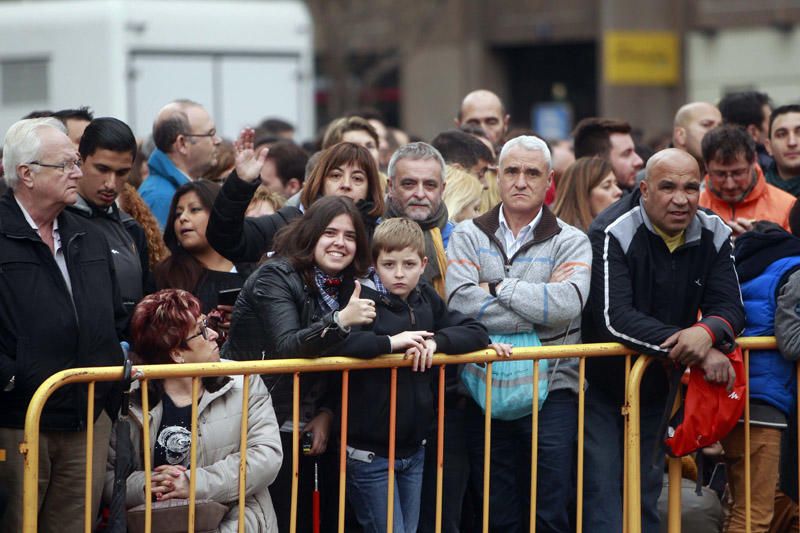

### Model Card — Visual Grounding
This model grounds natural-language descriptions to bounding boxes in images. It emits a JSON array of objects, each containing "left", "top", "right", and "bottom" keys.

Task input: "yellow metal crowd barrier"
[{"left": 17, "top": 338, "right": 786, "bottom": 532}]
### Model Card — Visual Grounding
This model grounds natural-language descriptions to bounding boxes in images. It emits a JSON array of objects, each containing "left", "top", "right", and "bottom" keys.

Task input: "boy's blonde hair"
[{"left": 372, "top": 217, "right": 426, "bottom": 261}]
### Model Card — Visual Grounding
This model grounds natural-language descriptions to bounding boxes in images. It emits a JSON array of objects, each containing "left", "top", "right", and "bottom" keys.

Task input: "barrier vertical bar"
[
  {"left": 84, "top": 381, "right": 95, "bottom": 533},
  {"left": 291, "top": 372, "right": 300, "bottom": 533},
  {"left": 237, "top": 374, "right": 250, "bottom": 532},
  {"left": 667, "top": 389, "right": 682, "bottom": 533},
  {"left": 625, "top": 355, "right": 652, "bottom": 533},
  {"left": 576, "top": 357, "right": 586, "bottom": 533},
  {"left": 435, "top": 364, "right": 446, "bottom": 533},
  {"left": 623, "top": 354, "right": 631, "bottom": 533},
  {"left": 141, "top": 379, "right": 152, "bottom": 533},
  {"left": 188, "top": 376, "right": 200, "bottom": 532},
  {"left": 744, "top": 349, "right": 751, "bottom": 533},
  {"left": 339, "top": 370, "right": 350, "bottom": 533},
  {"left": 667, "top": 457, "right": 682, "bottom": 533},
  {"left": 797, "top": 362, "right": 800, "bottom": 529},
  {"left": 530, "top": 359, "right": 540, "bottom": 533},
  {"left": 387, "top": 367, "right": 398, "bottom": 533},
  {"left": 482, "top": 362, "right": 492, "bottom": 533}
]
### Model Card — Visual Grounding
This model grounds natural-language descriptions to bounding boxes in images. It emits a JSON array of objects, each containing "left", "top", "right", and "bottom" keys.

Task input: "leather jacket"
[{"left": 223, "top": 257, "right": 351, "bottom": 425}]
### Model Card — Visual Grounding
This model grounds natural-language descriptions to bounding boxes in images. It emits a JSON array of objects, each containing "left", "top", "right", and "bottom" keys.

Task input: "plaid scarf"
[{"left": 314, "top": 266, "right": 343, "bottom": 312}]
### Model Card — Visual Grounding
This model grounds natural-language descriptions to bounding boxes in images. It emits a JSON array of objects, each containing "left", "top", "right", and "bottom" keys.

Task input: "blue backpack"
[{"left": 461, "top": 331, "right": 553, "bottom": 421}]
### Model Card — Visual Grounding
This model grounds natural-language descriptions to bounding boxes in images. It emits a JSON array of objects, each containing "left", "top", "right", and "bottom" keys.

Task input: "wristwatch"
[{"left": 4, "top": 375, "right": 14, "bottom": 392}]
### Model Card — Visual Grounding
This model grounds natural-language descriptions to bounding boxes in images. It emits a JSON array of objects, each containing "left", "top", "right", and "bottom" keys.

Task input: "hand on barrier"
[
  {"left": 149, "top": 465, "right": 189, "bottom": 501},
  {"left": 338, "top": 281, "right": 376, "bottom": 327},
  {"left": 234, "top": 127, "right": 269, "bottom": 183},
  {"left": 390, "top": 330, "right": 433, "bottom": 353},
  {"left": 661, "top": 326, "right": 712, "bottom": 366},
  {"left": 302, "top": 411, "right": 332, "bottom": 456},
  {"left": 489, "top": 342, "right": 513, "bottom": 358},
  {"left": 404, "top": 338, "right": 437, "bottom": 372},
  {"left": 700, "top": 347, "right": 736, "bottom": 392}
]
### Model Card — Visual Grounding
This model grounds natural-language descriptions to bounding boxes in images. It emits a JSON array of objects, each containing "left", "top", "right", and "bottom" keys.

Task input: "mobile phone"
[{"left": 217, "top": 288, "right": 241, "bottom": 306}]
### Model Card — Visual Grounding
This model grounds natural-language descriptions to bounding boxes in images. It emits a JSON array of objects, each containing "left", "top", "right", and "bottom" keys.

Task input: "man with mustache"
[
  {"left": 582, "top": 148, "right": 745, "bottom": 531},
  {"left": 385, "top": 142, "right": 453, "bottom": 298},
  {"left": 67, "top": 117, "right": 149, "bottom": 316}
]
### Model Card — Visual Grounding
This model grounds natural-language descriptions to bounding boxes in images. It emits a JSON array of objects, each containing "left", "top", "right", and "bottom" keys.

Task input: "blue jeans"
[
  {"left": 582, "top": 386, "right": 665, "bottom": 533},
  {"left": 346, "top": 445, "right": 426, "bottom": 533},
  {"left": 464, "top": 389, "right": 578, "bottom": 533}
]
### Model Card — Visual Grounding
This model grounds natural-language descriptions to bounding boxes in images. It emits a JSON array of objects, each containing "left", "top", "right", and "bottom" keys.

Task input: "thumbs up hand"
[{"left": 337, "top": 281, "right": 376, "bottom": 327}]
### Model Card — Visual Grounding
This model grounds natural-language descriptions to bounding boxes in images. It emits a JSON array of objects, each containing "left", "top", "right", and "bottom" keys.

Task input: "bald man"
[
  {"left": 138, "top": 99, "right": 222, "bottom": 226},
  {"left": 582, "top": 148, "right": 744, "bottom": 532},
  {"left": 455, "top": 90, "right": 510, "bottom": 147},
  {"left": 672, "top": 102, "right": 722, "bottom": 173}
]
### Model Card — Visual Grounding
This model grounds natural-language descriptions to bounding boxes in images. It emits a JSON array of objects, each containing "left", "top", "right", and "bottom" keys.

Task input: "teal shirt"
[{"left": 765, "top": 163, "right": 800, "bottom": 198}]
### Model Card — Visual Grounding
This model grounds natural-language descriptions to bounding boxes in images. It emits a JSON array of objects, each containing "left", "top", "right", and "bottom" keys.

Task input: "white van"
[{"left": 0, "top": 0, "right": 315, "bottom": 140}]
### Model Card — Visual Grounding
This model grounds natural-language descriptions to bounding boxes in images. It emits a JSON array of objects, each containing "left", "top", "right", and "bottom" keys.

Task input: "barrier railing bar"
[
  {"left": 188, "top": 376, "right": 200, "bottom": 532},
  {"left": 237, "top": 374, "right": 250, "bottom": 532},
  {"left": 482, "top": 361, "right": 492, "bottom": 533},
  {"left": 84, "top": 381, "right": 95, "bottom": 533},
  {"left": 667, "top": 388, "right": 682, "bottom": 533},
  {"left": 623, "top": 354, "right": 631, "bottom": 533},
  {"left": 743, "top": 349, "right": 751, "bottom": 533},
  {"left": 290, "top": 372, "right": 300, "bottom": 533},
  {"left": 22, "top": 339, "right": 777, "bottom": 532},
  {"left": 530, "top": 359, "right": 540, "bottom": 533},
  {"left": 434, "top": 364, "right": 445, "bottom": 533},
  {"left": 797, "top": 362, "right": 800, "bottom": 530},
  {"left": 338, "top": 370, "right": 350, "bottom": 533},
  {"left": 387, "top": 367, "right": 398, "bottom": 533},
  {"left": 625, "top": 354, "right": 653, "bottom": 533},
  {"left": 576, "top": 357, "right": 586, "bottom": 533},
  {"left": 141, "top": 379, "right": 152, "bottom": 533}
]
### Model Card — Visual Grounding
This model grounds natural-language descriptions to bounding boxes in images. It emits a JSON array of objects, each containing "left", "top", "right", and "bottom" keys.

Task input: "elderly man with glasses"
[
  {"left": 0, "top": 117, "right": 127, "bottom": 533},
  {"left": 138, "top": 99, "right": 222, "bottom": 227}
]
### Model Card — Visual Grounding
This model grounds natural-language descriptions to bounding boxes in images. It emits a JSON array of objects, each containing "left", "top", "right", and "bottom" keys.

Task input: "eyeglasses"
[
  {"left": 708, "top": 167, "right": 751, "bottom": 181},
  {"left": 183, "top": 129, "right": 217, "bottom": 138},
  {"left": 185, "top": 317, "right": 210, "bottom": 342},
  {"left": 29, "top": 159, "right": 82, "bottom": 173}
]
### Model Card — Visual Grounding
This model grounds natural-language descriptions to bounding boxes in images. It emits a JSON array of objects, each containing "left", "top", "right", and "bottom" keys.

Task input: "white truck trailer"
[{"left": 0, "top": 0, "right": 315, "bottom": 140}]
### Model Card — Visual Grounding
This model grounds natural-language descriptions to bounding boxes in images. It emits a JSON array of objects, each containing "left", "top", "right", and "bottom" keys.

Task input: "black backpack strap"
[{"left": 652, "top": 365, "right": 684, "bottom": 465}]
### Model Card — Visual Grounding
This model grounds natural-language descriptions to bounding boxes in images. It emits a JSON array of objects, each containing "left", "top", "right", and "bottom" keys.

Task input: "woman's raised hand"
[
  {"left": 234, "top": 128, "right": 269, "bottom": 183},
  {"left": 337, "top": 281, "right": 376, "bottom": 327}
]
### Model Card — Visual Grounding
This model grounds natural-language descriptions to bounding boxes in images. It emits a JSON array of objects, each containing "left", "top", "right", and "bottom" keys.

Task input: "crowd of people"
[{"left": 0, "top": 88, "right": 800, "bottom": 533}]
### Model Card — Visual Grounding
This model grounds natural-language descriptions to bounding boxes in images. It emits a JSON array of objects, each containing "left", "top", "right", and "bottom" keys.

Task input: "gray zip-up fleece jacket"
[{"left": 445, "top": 204, "right": 592, "bottom": 394}]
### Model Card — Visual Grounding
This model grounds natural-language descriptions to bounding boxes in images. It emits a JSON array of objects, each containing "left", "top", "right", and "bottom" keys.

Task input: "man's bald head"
[
  {"left": 672, "top": 102, "right": 722, "bottom": 168},
  {"left": 645, "top": 148, "right": 700, "bottom": 182},
  {"left": 641, "top": 148, "right": 702, "bottom": 236},
  {"left": 456, "top": 90, "right": 510, "bottom": 146},
  {"left": 152, "top": 99, "right": 220, "bottom": 178}
]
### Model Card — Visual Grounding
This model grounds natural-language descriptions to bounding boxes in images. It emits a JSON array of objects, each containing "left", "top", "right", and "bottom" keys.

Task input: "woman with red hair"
[{"left": 103, "top": 289, "right": 283, "bottom": 532}]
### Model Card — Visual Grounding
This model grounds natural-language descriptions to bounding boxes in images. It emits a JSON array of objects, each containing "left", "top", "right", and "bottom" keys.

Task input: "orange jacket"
[{"left": 699, "top": 164, "right": 796, "bottom": 231}]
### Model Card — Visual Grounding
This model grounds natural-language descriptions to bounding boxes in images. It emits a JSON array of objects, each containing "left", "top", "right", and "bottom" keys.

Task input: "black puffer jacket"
[
  {"left": 223, "top": 257, "right": 352, "bottom": 425},
  {"left": 336, "top": 283, "right": 490, "bottom": 458},
  {"left": 207, "top": 172, "right": 302, "bottom": 263},
  {"left": 0, "top": 190, "right": 126, "bottom": 431}
]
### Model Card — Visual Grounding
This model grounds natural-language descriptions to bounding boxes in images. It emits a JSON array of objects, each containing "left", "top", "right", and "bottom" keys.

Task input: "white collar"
[
  {"left": 15, "top": 196, "right": 59, "bottom": 234},
  {"left": 498, "top": 204, "right": 542, "bottom": 238}
]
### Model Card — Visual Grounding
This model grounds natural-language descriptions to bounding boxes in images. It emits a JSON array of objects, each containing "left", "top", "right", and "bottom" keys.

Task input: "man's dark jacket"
[
  {"left": 582, "top": 190, "right": 745, "bottom": 405},
  {"left": 0, "top": 190, "right": 126, "bottom": 431}
]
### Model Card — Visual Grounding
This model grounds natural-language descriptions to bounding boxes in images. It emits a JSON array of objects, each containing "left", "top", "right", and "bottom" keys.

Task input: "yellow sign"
[{"left": 604, "top": 31, "right": 680, "bottom": 86}]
